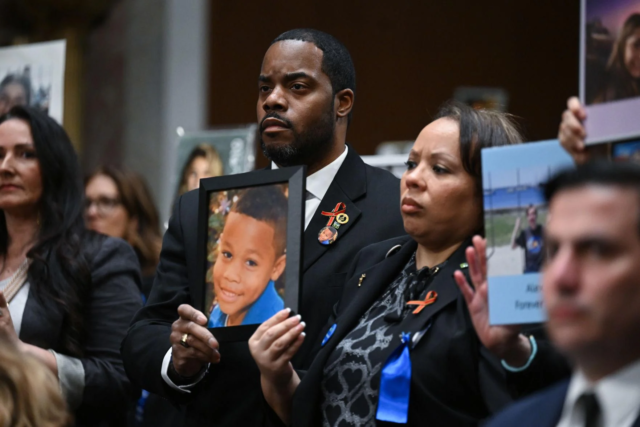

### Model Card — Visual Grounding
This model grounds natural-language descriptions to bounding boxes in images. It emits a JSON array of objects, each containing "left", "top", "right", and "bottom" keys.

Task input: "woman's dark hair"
[
  {"left": 433, "top": 100, "right": 524, "bottom": 233},
  {"left": 86, "top": 166, "right": 162, "bottom": 276},
  {"left": 0, "top": 106, "right": 90, "bottom": 357},
  {"left": 595, "top": 13, "right": 640, "bottom": 103}
]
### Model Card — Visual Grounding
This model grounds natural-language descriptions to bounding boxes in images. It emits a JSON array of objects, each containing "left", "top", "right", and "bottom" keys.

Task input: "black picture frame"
[{"left": 196, "top": 166, "right": 306, "bottom": 342}]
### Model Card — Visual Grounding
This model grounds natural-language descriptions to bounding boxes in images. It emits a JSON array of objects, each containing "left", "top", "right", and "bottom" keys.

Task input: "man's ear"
[
  {"left": 271, "top": 254, "right": 287, "bottom": 281},
  {"left": 335, "top": 88, "right": 354, "bottom": 121}
]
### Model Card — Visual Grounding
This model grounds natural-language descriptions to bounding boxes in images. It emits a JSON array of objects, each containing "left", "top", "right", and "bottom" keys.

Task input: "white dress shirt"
[
  {"left": 161, "top": 145, "right": 349, "bottom": 391},
  {"left": 273, "top": 145, "right": 348, "bottom": 230},
  {"left": 557, "top": 358, "right": 640, "bottom": 427}
]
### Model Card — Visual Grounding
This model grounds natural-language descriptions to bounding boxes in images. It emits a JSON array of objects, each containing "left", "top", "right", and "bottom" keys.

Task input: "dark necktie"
[{"left": 580, "top": 392, "right": 601, "bottom": 427}]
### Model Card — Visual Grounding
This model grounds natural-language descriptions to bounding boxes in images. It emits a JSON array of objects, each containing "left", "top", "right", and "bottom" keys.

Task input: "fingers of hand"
[
  {"left": 568, "top": 96, "right": 587, "bottom": 120},
  {"left": 177, "top": 304, "right": 208, "bottom": 326},
  {"left": 172, "top": 318, "right": 218, "bottom": 350},
  {"left": 252, "top": 308, "right": 292, "bottom": 342},
  {"left": 171, "top": 329, "right": 220, "bottom": 366},
  {"left": 269, "top": 321, "right": 306, "bottom": 360},
  {"left": 473, "top": 235, "right": 488, "bottom": 279},
  {"left": 281, "top": 332, "right": 305, "bottom": 361},
  {"left": 453, "top": 270, "right": 474, "bottom": 305},
  {"left": 260, "top": 315, "right": 302, "bottom": 350}
]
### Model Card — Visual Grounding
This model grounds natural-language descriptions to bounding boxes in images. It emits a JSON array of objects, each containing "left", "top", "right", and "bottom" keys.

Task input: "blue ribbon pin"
[
  {"left": 376, "top": 332, "right": 413, "bottom": 423},
  {"left": 321, "top": 324, "right": 337, "bottom": 347}
]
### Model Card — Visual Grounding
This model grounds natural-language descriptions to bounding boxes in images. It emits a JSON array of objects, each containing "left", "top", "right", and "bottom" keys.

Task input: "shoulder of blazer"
[
  {"left": 485, "top": 379, "right": 569, "bottom": 427},
  {"left": 351, "top": 235, "right": 416, "bottom": 272},
  {"left": 332, "top": 144, "right": 399, "bottom": 201}
]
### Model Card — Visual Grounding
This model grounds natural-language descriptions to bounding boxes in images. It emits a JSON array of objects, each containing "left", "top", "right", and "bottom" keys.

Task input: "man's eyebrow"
[
  {"left": 258, "top": 75, "right": 270, "bottom": 83},
  {"left": 284, "top": 71, "right": 312, "bottom": 81}
]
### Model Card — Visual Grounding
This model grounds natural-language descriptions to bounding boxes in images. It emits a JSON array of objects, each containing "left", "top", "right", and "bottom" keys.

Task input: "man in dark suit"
[
  {"left": 121, "top": 28, "right": 405, "bottom": 425},
  {"left": 486, "top": 162, "right": 640, "bottom": 427}
]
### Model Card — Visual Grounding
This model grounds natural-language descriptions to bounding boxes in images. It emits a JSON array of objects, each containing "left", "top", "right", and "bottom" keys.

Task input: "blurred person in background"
[
  {"left": 85, "top": 165, "right": 162, "bottom": 299},
  {"left": 0, "top": 106, "right": 142, "bottom": 427},
  {"left": 0, "top": 337, "right": 71, "bottom": 427},
  {"left": 593, "top": 13, "right": 640, "bottom": 104},
  {"left": 0, "top": 74, "right": 31, "bottom": 116},
  {"left": 176, "top": 144, "right": 224, "bottom": 196}
]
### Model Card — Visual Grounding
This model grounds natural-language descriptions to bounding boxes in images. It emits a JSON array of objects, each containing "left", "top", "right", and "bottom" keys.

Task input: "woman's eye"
[
  {"left": 433, "top": 165, "right": 448, "bottom": 174},
  {"left": 21, "top": 151, "right": 36, "bottom": 159},
  {"left": 404, "top": 160, "right": 417, "bottom": 170}
]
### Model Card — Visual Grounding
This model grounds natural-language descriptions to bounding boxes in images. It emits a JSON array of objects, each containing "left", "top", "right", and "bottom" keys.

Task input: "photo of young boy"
[{"left": 206, "top": 185, "right": 288, "bottom": 327}]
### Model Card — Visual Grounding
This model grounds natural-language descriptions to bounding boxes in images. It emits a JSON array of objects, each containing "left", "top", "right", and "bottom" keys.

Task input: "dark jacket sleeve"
[
  {"left": 121, "top": 194, "right": 193, "bottom": 401},
  {"left": 78, "top": 236, "right": 143, "bottom": 413}
]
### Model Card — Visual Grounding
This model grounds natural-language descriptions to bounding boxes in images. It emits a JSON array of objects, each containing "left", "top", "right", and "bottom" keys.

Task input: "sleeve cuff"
[
  {"left": 49, "top": 349, "right": 85, "bottom": 409},
  {"left": 501, "top": 335, "right": 538, "bottom": 372},
  {"left": 160, "top": 348, "right": 208, "bottom": 393}
]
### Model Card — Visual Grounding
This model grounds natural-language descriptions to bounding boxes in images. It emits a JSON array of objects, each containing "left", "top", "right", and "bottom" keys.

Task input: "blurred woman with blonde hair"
[{"left": 0, "top": 338, "right": 70, "bottom": 427}]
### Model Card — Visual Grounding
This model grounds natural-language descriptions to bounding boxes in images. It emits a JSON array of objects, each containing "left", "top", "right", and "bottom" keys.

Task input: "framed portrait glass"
[{"left": 196, "top": 166, "right": 306, "bottom": 342}]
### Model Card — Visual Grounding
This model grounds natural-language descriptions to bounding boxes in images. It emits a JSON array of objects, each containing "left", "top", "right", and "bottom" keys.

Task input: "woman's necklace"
[{"left": 1, "top": 258, "right": 30, "bottom": 303}]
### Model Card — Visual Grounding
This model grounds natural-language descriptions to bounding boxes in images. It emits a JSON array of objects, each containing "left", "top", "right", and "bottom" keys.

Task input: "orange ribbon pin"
[{"left": 407, "top": 290, "right": 438, "bottom": 314}]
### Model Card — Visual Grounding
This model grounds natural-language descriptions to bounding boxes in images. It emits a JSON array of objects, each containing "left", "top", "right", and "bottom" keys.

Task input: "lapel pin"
[
  {"left": 358, "top": 273, "right": 366, "bottom": 287},
  {"left": 407, "top": 290, "right": 438, "bottom": 314},
  {"left": 318, "top": 202, "right": 347, "bottom": 246}
]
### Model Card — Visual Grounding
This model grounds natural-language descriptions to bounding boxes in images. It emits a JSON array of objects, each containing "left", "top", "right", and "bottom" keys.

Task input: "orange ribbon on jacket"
[
  {"left": 406, "top": 290, "right": 438, "bottom": 314},
  {"left": 321, "top": 202, "right": 346, "bottom": 226}
]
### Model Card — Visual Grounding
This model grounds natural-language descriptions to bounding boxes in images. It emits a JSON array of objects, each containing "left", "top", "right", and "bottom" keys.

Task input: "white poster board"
[{"left": 0, "top": 40, "right": 66, "bottom": 123}]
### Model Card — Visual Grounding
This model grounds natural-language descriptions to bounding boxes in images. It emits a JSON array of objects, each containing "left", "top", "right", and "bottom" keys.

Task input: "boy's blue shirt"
[{"left": 208, "top": 280, "right": 284, "bottom": 327}]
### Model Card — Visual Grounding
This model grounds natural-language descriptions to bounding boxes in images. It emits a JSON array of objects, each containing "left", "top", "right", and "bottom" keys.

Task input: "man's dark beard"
[{"left": 260, "top": 103, "right": 335, "bottom": 168}]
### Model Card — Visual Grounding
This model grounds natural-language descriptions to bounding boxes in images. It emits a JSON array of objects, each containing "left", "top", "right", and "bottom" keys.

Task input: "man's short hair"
[
  {"left": 271, "top": 28, "right": 356, "bottom": 123},
  {"left": 233, "top": 185, "right": 288, "bottom": 255},
  {"left": 545, "top": 161, "right": 640, "bottom": 236}
]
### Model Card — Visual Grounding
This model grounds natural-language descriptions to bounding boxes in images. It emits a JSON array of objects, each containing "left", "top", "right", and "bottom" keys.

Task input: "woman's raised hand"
[
  {"left": 454, "top": 236, "right": 532, "bottom": 367},
  {"left": 559, "top": 97, "right": 589, "bottom": 164},
  {"left": 249, "top": 308, "right": 305, "bottom": 424}
]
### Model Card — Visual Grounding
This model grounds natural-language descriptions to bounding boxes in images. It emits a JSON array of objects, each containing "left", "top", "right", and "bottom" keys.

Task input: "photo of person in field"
[{"left": 207, "top": 185, "right": 288, "bottom": 327}]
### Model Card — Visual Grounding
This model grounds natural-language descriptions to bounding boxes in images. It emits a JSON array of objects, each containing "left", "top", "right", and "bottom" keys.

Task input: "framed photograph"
[
  {"left": 196, "top": 166, "right": 306, "bottom": 342},
  {"left": 0, "top": 40, "right": 66, "bottom": 123},
  {"left": 580, "top": 0, "right": 640, "bottom": 144},
  {"left": 482, "top": 140, "right": 574, "bottom": 325}
]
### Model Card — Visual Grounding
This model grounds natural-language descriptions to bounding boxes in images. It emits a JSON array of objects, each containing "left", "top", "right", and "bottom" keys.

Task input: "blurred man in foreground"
[{"left": 486, "top": 161, "right": 640, "bottom": 427}]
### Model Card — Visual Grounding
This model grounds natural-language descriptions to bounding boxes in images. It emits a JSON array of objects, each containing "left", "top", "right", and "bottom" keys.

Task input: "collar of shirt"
[
  {"left": 272, "top": 145, "right": 349, "bottom": 230},
  {"left": 271, "top": 145, "right": 348, "bottom": 202},
  {"left": 559, "top": 358, "right": 640, "bottom": 427}
]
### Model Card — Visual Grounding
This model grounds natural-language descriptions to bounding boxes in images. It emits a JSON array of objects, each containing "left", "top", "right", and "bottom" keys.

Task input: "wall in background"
[{"left": 207, "top": 0, "right": 580, "bottom": 167}]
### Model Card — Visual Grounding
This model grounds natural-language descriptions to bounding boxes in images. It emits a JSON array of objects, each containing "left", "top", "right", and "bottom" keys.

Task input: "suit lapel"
[
  {"left": 319, "top": 239, "right": 417, "bottom": 356},
  {"left": 302, "top": 146, "right": 367, "bottom": 272},
  {"left": 400, "top": 240, "right": 472, "bottom": 335},
  {"left": 303, "top": 185, "right": 362, "bottom": 271}
]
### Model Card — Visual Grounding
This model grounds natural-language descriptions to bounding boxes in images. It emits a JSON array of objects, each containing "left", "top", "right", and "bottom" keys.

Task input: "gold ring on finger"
[{"left": 180, "top": 333, "right": 190, "bottom": 348}]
